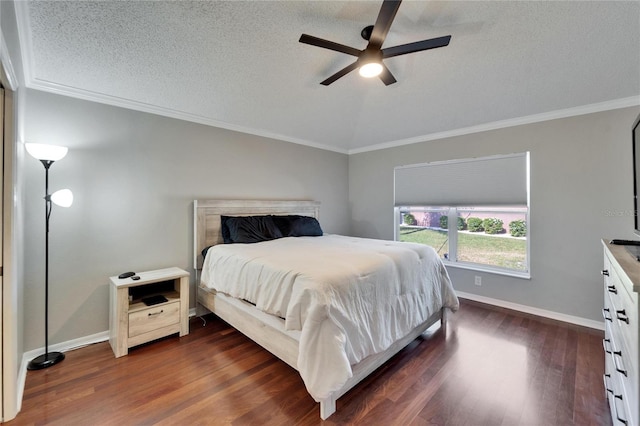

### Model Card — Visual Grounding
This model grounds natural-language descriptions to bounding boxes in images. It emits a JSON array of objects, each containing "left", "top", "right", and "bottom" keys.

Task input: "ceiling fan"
[{"left": 299, "top": 0, "right": 451, "bottom": 86}]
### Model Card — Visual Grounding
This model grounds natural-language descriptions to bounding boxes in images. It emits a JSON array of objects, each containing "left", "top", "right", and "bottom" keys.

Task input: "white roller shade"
[{"left": 394, "top": 153, "right": 528, "bottom": 206}]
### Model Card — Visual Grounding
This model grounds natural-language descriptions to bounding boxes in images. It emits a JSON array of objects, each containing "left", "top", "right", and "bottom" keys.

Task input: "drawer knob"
[
  {"left": 601, "top": 269, "right": 610, "bottom": 276},
  {"left": 607, "top": 285, "right": 617, "bottom": 294},
  {"left": 603, "top": 338, "right": 612, "bottom": 354},
  {"left": 616, "top": 309, "right": 629, "bottom": 324},
  {"left": 602, "top": 308, "right": 613, "bottom": 322},
  {"left": 148, "top": 310, "right": 164, "bottom": 317}
]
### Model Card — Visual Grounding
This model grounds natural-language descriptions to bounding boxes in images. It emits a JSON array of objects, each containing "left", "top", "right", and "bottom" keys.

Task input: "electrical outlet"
[{"left": 474, "top": 276, "right": 482, "bottom": 286}]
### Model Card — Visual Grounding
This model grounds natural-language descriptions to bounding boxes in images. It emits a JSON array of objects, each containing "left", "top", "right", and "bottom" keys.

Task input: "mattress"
[{"left": 200, "top": 234, "right": 459, "bottom": 400}]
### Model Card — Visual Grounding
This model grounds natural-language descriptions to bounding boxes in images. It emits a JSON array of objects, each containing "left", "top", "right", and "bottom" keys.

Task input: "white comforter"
[{"left": 200, "top": 234, "right": 458, "bottom": 401}]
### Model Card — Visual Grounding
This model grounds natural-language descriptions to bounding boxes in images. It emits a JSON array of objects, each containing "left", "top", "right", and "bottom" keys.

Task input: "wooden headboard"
[{"left": 193, "top": 199, "right": 320, "bottom": 270}]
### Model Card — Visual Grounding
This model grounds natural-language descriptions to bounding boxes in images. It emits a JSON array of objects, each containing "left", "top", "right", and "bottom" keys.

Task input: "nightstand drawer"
[{"left": 128, "top": 301, "right": 180, "bottom": 338}]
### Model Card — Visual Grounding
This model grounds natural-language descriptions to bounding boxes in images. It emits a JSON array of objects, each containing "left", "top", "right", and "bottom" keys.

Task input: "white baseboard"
[
  {"left": 18, "top": 329, "right": 110, "bottom": 412},
  {"left": 22, "top": 330, "right": 111, "bottom": 363},
  {"left": 456, "top": 291, "right": 605, "bottom": 331},
  {"left": 17, "top": 308, "right": 200, "bottom": 412}
]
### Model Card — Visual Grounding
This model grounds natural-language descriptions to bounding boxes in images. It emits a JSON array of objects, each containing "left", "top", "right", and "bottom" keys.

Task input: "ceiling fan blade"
[
  {"left": 382, "top": 35, "right": 451, "bottom": 59},
  {"left": 378, "top": 63, "right": 397, "bottom": 86},
  {"left": 320, "top": 61, "right": 360, "bottom": 86},
  {"left": 299, "top": 34, "right": 361, "bottom": 57},
  {"left": 368, "top": 0, "right": 402, "bottom": 49}
]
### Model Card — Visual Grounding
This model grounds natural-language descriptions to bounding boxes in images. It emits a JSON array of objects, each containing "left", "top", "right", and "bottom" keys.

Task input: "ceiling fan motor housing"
[{"left": 361, "top": 25, "right": 374, "bottom": 40}]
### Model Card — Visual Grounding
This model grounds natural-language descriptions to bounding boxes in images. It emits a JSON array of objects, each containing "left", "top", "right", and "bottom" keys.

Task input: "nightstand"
[{"left": 109, "top": 267, "right": 189, "bottom": 357}]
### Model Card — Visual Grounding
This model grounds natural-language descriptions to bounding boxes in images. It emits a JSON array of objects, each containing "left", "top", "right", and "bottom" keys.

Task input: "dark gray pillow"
[
  {"left": 272, "top": 215, "right": 323, "bottom": 237},
  {"left": 201, "top": 245, "right": 213, "bottom": 259},
  {"left": 220, "top": 216, "right": 233, "bottom": 244},
  {"left": 222, "top": 215, "right": 283, "bottom": 244}
]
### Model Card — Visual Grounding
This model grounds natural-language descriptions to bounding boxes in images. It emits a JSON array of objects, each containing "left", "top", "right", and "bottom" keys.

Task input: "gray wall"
[
  {"left": 349, "top": 106, "right": 640, "bottom": 322},
  {"left": 22, "top": 89, "right": 349, "bottom": 351}
]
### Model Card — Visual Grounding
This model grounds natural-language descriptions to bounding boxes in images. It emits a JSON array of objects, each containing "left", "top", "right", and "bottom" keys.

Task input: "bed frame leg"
[
  {"left": 441, "top": 308, "right": 447, "bottom": 334},
  {"left": 319, "top": 398, "right": 336, "bottom": 420}
]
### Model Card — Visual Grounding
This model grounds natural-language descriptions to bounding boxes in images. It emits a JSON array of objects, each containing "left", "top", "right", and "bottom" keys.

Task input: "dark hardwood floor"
[{"left": 10, "top": 300, "right": 610, "bottom": 425}]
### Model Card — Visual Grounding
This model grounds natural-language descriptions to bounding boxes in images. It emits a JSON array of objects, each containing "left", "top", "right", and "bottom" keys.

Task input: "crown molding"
[
  {"left": 20, "top": 75, "right": 640, "bottom": 158},
  {"left": 348, "top": 96, "right": 640, "bottom": 154},
  {"left": 28, "top": 77, "right": 350, "bottom": 154}
]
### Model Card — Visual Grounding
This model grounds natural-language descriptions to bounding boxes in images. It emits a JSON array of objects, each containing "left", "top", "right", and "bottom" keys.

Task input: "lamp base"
[{"left": 27, "top": 351, "right": 65, "bottom": 370}]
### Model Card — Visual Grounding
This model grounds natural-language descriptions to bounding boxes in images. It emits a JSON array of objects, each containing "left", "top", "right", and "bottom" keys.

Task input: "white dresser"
[{"left": 602, "top": 240, "right": 639, "bottom": 426}]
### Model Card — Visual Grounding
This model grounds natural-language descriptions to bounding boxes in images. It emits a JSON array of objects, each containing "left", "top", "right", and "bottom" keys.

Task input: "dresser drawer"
[
  {"left": 606, "top": 264, "right": 639, "bottom": 333},
  {"left": 605, "top": 350, "right": 632, "bottom": 426},
  {"left": 606, "top": 351, "right": 634, "bottom": 426},
  {"left": 128, "top": 301, "right": 180, "bottom": 338}
]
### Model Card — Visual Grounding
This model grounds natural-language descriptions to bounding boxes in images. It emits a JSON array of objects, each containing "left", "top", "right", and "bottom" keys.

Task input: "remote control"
[
  {"left": 142, "top": 295, "right": 168, "bottom": 306},
  {"left": 610, "top": 239, "right": 640, "bottom": 246},
  {"left": 118, "top": 271, "right": 136, "bottom": 279}
]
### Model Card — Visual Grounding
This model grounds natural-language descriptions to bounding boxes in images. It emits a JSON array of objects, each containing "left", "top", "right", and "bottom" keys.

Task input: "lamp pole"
[{"left": 27, "top": 159, "right": 65, "bottom": 370}]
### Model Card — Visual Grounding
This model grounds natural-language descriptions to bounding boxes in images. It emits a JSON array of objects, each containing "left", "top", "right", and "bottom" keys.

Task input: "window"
[{"left": 394, "top": 153, "right": 529, "bottom": 277}]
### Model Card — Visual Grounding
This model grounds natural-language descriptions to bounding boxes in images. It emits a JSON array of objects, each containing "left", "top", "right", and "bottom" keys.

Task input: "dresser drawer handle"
[
  {"left": 603, "top": 338, "right": 612, "bottom": 354},
  {"left": 148, "top": 310, "right": 164, "bottom": 317},
  {"left": 614, "top": 394, "right": 628, "bottom": 425},
  {"left": 603, "top": 374, "right": 613, "bottom": 394},
  {"left": 607, "top": 285, "right": 618, "bottom": 294},
  {"left": 602, "top": 308, "right": 613, "bottom": 322},
  {"left": 601, "top": 269, "right": 610, "bottom": 276},
  {"left": 613, "top": 351, "right": 627, "bottom": 377},
  {"left": 615, "top": 309, "right": 629, "bottom": 324}
]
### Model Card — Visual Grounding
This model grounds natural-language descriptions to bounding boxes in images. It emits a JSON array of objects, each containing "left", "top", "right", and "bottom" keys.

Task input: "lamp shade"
[
  {"left": 51, "top": 189, "right": 73, "bottom": 207},
  {"left": 25, "top": 143, "right": 68, "bottom": 162}
]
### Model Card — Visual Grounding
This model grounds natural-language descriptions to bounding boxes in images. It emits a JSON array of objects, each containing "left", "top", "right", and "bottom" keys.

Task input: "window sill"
[{"left": 443, "top": 261, "right": 531, "bottom": 280}]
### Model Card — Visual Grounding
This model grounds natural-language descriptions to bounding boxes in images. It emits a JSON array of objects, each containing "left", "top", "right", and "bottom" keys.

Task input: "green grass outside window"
[{"left": 399, "top": 227, "right": 526, "bottom": 271}]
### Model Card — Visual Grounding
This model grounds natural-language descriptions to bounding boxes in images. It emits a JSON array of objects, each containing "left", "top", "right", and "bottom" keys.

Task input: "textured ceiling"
[{"left": 16, "top": 1, "right": 640, "bottom": 153}]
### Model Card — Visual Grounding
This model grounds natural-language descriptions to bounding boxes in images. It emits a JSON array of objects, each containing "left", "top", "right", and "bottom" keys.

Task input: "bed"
[{"left": 193, "top": 199, "right": 458, "bottom": 419}]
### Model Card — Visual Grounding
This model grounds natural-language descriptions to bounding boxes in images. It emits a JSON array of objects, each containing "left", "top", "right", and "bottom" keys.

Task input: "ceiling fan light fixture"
[{"left": 359, "top": 61, "right": 383, "bottom": 78}]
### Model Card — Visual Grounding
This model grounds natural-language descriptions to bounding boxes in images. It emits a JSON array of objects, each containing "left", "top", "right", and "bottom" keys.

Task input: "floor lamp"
[{"left": 25, "top": 143, "right": 73, "bottom": 370}]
